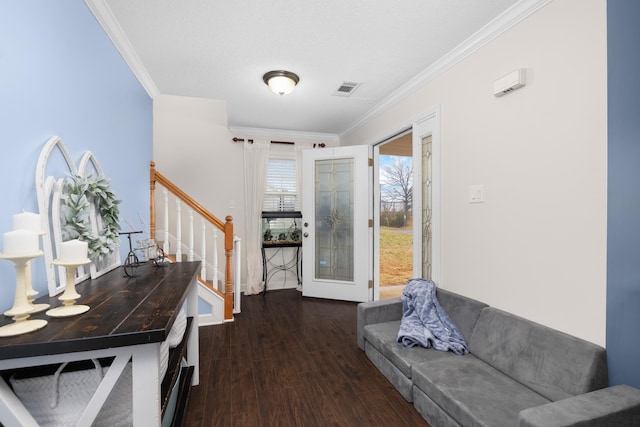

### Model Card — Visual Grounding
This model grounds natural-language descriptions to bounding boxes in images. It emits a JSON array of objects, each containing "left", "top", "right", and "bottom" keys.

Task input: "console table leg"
[
  {"left": 131, "top": 343, "right": 161, "bottom": 426},
  {"left": 187, "top": 278, "right": 200, "bottom": 386},
  {"left": 0, "top": 376, "right": 38, "bottom": 427}
]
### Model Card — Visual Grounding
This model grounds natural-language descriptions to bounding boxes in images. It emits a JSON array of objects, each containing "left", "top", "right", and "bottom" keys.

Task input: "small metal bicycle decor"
[{"left": 120, "top": 231, "right": 166, "bottom": 277}]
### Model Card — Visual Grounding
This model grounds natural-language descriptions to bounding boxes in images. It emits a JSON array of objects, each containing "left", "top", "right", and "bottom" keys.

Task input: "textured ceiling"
[{"left": 98, "top": 0, "right": 524, "bottom": 136}]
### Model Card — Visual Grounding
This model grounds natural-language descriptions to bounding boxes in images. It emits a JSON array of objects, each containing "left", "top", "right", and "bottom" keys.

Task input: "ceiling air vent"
[{"left": 333, "top": 81, "right": 361, "bottom": 97}]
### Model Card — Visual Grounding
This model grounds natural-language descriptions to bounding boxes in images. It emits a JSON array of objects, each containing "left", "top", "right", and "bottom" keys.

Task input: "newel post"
[
  {"left": 224, "top": 215, "right": 234, "bottom": 321},
  {"left": 150, "top": 161, "right": 156, "bottom": 242}
]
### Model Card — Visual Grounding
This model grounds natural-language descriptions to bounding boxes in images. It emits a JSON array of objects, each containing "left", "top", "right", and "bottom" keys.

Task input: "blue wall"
[
  {"left": 0, "top": 1, "right": 152, "bottom": 312},
  {"left": 607, "top": 0, "right": 640, "bottom": 388}
]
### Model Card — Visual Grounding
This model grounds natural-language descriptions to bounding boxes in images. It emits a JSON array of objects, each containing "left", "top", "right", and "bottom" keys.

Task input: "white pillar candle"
[
  {"left": 13, "top": 211, "right": 42, "bottom": 233},
  {"left": 59, "top": 239, "right": 89, "bottom": 262},
  {"left": 4, "top": 229, "right": 39, "bottom": 255}
]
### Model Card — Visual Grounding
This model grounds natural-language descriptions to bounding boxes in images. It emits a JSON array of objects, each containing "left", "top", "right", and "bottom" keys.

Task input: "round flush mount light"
[{"left": 263, "top": 70, "right": 300, "bottom": 96}]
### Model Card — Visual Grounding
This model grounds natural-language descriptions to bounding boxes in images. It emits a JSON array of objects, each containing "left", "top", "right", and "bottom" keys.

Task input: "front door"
[{"left": 301, "top": 145, "right": 371, "bottom": 302}]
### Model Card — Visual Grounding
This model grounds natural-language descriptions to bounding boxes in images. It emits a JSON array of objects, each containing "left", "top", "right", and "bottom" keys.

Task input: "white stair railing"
[
  {"left": 150, "top": 161, "right": 239, "bottom": 321},
  {"left": 200, "top": 218, "right": 206, "bottom": 279},
  {"left": 158, "top": 188, "right": 232, "bottom": 291},
  {"left": 175, "top": 200, "right": 182, "bottom": 262},
  {"left": 212, "top": 230, "right": 219, "bottom": 288},
  {"left": 163, "top": 189, "right": 169, "bottom": 255},
  {"left": 188, "top": 209, "right": 194, "bottom": 262}
]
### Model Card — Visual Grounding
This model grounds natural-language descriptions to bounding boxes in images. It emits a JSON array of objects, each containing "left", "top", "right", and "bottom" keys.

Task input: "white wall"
[
  {"left": 154, "top": 95, "right": 340, "bottom": 290},
  {"left": 153, "top": 95, "right": 244, "bottom": 283},
  {"left": 342, "top": 0, "right": 607, "bottom": 346}
]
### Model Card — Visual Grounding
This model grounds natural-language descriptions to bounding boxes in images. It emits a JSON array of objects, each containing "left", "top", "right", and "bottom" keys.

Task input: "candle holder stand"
[
  {"left": 26, "top": 266, "right": 50, "bottom": 315},
  {"left": 46, "top": 259, "right": 91, "bottom": 318},
  {"left": 0, "top": 251, "right": 48, "bottom": 337},
  {"left": 26, "top": 231, "right": 50, "bottom": 313}
]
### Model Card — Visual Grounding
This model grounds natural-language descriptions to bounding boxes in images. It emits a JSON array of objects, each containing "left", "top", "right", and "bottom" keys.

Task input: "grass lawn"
[{"left": 379, "top": 227, "right": 412, "bottom": 286}]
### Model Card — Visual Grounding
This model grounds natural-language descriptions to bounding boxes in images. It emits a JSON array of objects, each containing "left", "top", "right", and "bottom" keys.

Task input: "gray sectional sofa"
[{"left": 357, "top": 288, "right": 640, "bottom": 427}]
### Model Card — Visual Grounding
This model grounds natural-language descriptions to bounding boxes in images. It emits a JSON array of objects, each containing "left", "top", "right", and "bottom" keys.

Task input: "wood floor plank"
[
  {"left": 253, "top": 358, "right": 294, "bottom": 427},
  {"left": 297, "top": 369, "right": 349, "bottom": 427},
  {"left": 229, "top": 360, "right": 260, "bottom": 427},
  {"left": 205, "top": 353, "right": 232, "bottom": 426},
  {"left": 182, "top": 289, "right": 430, "bottom": 427}
]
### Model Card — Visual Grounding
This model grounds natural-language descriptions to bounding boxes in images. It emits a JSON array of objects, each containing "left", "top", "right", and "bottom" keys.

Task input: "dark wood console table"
[{"left": 0, "top": 261, "right": 200, "bottom": 426}]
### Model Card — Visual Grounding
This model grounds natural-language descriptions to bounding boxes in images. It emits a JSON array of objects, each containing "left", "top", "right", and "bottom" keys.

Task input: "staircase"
[{"left": 150, "top": 162, "right": 241, "bottom": 324}]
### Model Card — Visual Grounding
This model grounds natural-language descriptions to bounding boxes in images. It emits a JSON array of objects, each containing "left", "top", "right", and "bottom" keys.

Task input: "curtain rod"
[{"left": 232, "top": 137, "right": 325, "bottom": 148}]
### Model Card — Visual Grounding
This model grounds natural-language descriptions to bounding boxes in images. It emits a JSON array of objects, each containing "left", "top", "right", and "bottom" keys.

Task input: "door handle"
[{"left": 303, "top": 232, "right": 309, "bottom": 238}]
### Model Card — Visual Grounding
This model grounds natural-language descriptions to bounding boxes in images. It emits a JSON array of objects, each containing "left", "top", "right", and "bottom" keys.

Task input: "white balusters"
[
  {"left": 212, "top": 229, "right": 219, "bottom": 290},
  {"left": 175, "top": 200, "right": 182, "bottom": 262},
  {"left": 188, "top": 208, "right": 194, "bottom": 262},
  {"left": 163, "top": 189, "right": 169, "bottom": 254},
  {"left": 152, "top": 176, "right": 240, "bottom": 319},
  {"left": 200, "top": 219, "right": 207, "bottom": 280}
]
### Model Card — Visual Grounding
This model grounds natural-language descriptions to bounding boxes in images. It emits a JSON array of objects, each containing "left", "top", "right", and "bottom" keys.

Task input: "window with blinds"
[{"left": 263, "top": 157, "right": 298, "bottom": 211}]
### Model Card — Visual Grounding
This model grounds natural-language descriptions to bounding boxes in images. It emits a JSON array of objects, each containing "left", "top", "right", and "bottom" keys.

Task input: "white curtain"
[
  {"left": 294, "top": 143, "right": 313, "bottom": 210},
  {"left": 243, "top": 140, "right": 270, "bottom": 295}
]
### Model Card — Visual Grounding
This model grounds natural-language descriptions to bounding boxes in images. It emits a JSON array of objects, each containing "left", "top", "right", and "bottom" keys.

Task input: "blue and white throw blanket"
[{"left": 397, "top": 278, "right": 469, "bottom": 355}]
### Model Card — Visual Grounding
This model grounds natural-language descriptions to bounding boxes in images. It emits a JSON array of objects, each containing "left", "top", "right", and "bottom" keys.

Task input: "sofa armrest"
[
  {"left": 356, "top": 297, "right": 402, "bottom": 350},
  {"left": 519, "top": 385, "right": 640, "bottom": 427}
]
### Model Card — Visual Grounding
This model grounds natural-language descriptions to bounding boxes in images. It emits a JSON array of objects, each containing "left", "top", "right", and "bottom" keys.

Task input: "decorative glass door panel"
[
  {"left": 315, "top": 157, "right": 354, "bottom": 281},
  {"left": 302, "top": 146, "right": 370, "bottom": 302},
  {"left": 422, "top": 135, "right": 433, "bottom": 278},
  {"left": 411, "top": 109, "right": 441, "bottom": 284}
]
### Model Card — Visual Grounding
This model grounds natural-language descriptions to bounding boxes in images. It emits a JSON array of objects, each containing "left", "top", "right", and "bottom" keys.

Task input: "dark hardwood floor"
[{"left": 182, "top": 289, "right": 429, "bottom": 427}]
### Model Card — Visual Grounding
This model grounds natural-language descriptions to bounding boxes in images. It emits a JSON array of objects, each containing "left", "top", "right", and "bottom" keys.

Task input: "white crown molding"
[
  {"left": 340, "top": 0, "right": 553, "bottom": 138},
  {"left": 229, "top": 126, "right": 340, "bottom": 144},
  {"left": 85, "top": 0, "right": 159, "bottom": 98}
]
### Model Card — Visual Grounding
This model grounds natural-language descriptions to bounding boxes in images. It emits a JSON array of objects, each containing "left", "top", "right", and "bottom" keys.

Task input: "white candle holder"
[
  {"left": 26, "top": 231, "right": 50, "bottom": 314},
  {"left": 25, "top": 261, "right": 50, "bottom": 314},
  {"left": 46, "top": 258, "right": 91, "bottom": 318},
  {"left": 0, "top": 251, "right": 48, "bottom": 337}
]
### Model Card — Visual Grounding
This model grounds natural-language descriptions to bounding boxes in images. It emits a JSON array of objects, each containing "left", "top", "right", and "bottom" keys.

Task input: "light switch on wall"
[
  {"left": 229, "top": 199, "right": 235, "bottom": 209},
  {"left": 469, "top": 185, "right": 485, "bottom": 203}
]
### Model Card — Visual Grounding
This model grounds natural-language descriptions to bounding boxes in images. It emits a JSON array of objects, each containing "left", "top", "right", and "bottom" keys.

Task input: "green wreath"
[{"left": 60, "top": 174, "right": 121, "bottom": 260}]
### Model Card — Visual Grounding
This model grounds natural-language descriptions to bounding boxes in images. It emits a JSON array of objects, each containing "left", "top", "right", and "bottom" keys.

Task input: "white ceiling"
[{"left": 92, "top": 0, "right": 536, "bottom": 136}]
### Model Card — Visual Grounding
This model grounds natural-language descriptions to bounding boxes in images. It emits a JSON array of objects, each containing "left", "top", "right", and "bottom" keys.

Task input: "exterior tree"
[{"left": 381, "top": 156, "right": 412, "bottom": 213}]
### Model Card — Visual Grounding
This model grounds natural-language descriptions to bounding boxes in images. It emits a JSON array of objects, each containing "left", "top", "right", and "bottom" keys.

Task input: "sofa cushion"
[
  {"left": 518, "top": 385, "right": 640, "bottom": 427},
  {"left": 435, "top": 289, "right": 488, "bottom": 342},
  {"left": 413, "top": 355, "right": 550, "bottom": 427},
  {"left": 364, "top": 320, "right": 454, "bottom": 378},
  {"left": 364, "top": 342, "right": 414, "bottom": 401},
  {"left": 469, "top": 308, "right": 608, "bottom": 401},
  {"left": 357, "top": 297, "right": 403, "bottom": 349},
  {"left": 413, "top": 385, "right": 462, "bottom": 427}
]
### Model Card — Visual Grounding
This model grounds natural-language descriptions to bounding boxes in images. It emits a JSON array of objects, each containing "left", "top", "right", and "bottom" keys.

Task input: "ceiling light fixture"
[{"left": 263, "top": 70, "right": 299, "bottom": 96}]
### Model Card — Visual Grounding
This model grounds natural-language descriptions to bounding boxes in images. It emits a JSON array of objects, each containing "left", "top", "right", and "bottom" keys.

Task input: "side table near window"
[{"left": 261, "top": 211, "right": 302, "bottom": 293}]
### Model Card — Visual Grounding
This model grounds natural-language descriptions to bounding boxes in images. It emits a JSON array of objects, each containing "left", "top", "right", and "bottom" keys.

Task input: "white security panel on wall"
[{"left": 493, "top": 69, "right": 526, "bottom": 97}]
